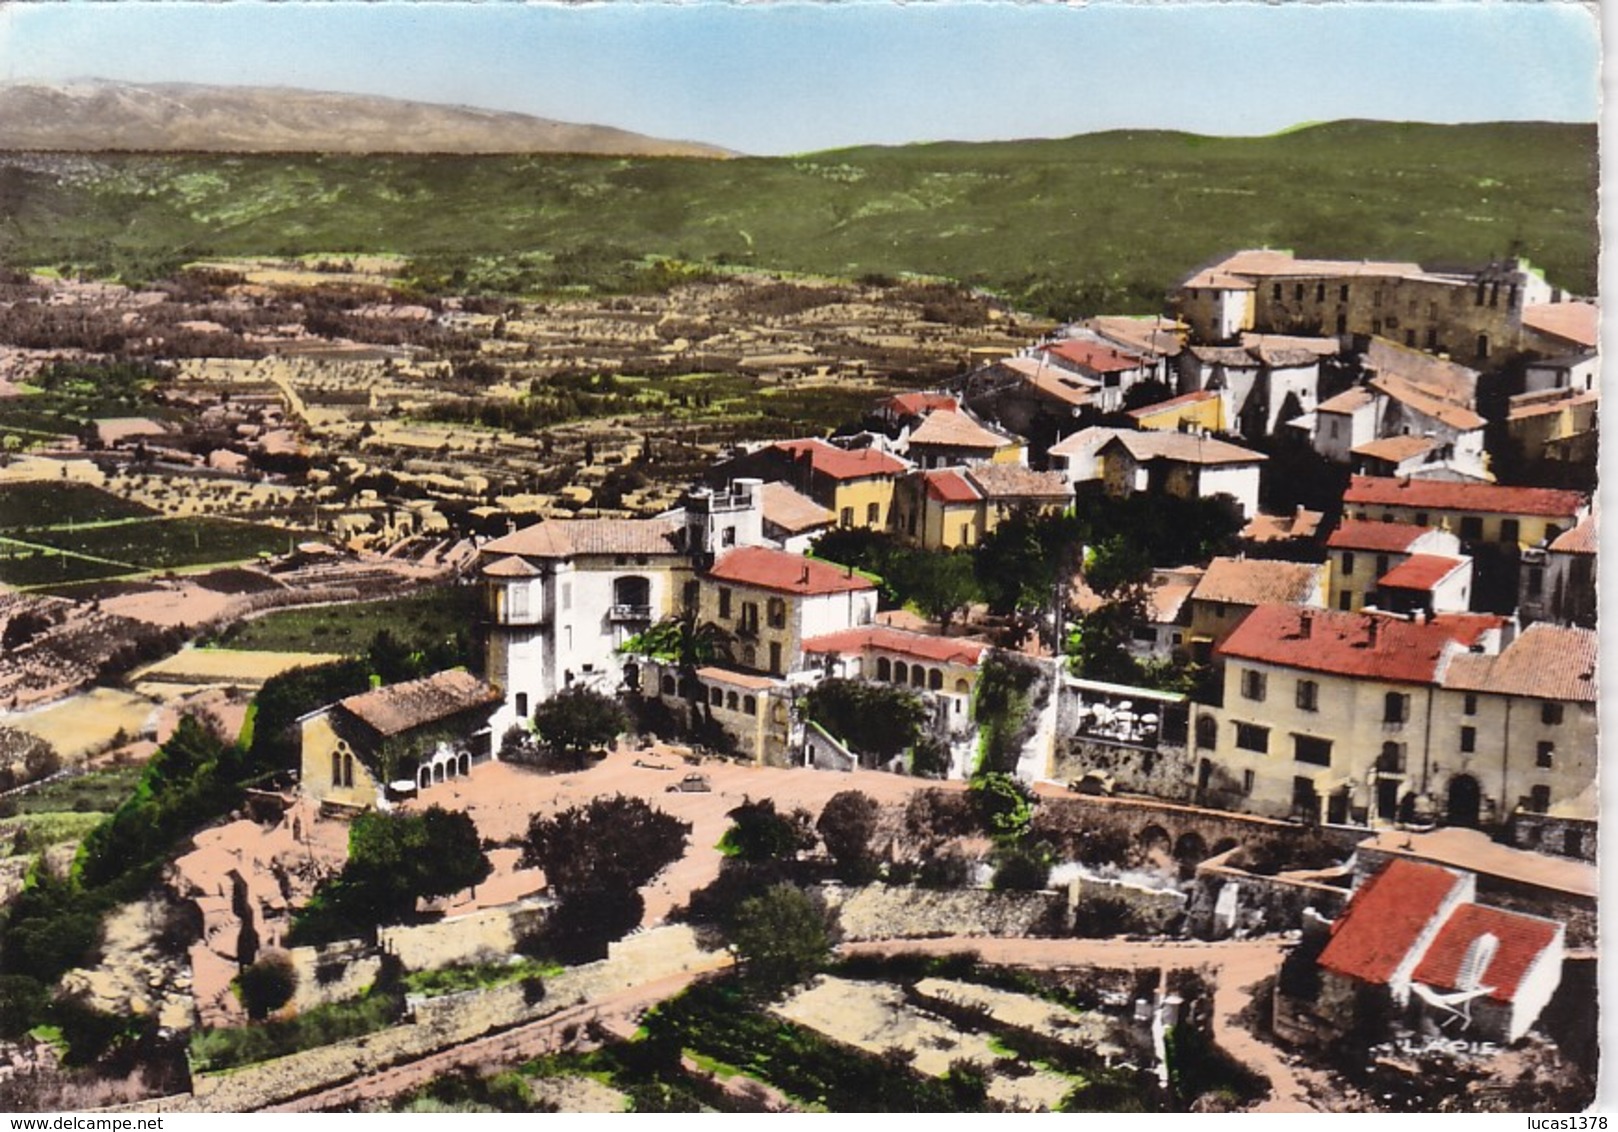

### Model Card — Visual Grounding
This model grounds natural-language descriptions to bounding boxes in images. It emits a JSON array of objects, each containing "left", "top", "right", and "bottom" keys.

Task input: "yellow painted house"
[
  {"left": 1126, "top": 389, "right": 1226, "bottom": 433},
  {"left": 300, "top": 669, "right": 501, "bottom": 809},
  {"left": 1341, "top": 476, "right": 1588, "bottom": 549}
]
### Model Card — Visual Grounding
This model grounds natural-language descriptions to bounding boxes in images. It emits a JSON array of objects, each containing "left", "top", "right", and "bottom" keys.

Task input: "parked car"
[{"left": 666, "top": 772, "right": 712, "bottom": 793}]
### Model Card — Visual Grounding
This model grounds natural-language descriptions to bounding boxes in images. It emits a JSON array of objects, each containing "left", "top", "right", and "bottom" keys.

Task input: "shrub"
[{"left": 237, "top": 951, "right": 298, "bottom": 1020}]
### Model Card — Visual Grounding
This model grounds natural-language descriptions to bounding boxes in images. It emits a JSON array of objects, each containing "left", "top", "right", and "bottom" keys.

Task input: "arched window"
[
  {"left": 419, "top": 766, "right": 432, "bottom": 789},
  {"left": 726, "top": 691, "right": 739, "bottom": 711},
  {"left": 955, "top": 678, "right": 970, "bottom": 695},
  {"left": 711, "top": 686, "right": 724, "bottom": 707},
  {"left": 661, "top": 674, "right": 676, "bottom": 696},
  {"left": 459, "top": 752, "right": 470, "bottom": 776},
  {"left": 744, "top": 695, "right": 757, "bottom": 714},
  {"left": 331, "top": 752, "right": 343, "bottom": 785},
  {"left": 877, "top": 657, "right": 891, "bottom": 682},
  {"left": 1195, "top": 714, "right": 1217, "bottom": 750},
  {"left": 911, "top": 666, "right": 926, "bottom": 689},
  {"left": 342, "top": 752, "right": 354, "bottom": 787},
  {"left": 928, "top": 668, "right": 943, "bottom": 691}
]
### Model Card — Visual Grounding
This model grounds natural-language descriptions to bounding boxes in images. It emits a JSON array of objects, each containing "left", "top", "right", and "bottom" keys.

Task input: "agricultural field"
[
  {"left": 0, "top": 482, "right": 157, "bottom": 530},
  {"left": 207, "top": 586, "right": 480, "bottom": 658},
  {"left": 16, "top": 517, "right": 313, "bottom": 575}
]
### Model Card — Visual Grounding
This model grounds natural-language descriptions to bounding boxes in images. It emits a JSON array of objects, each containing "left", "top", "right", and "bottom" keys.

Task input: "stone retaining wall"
[{"left": 185, "top": 925, "right": 714, "bottom": 1112}]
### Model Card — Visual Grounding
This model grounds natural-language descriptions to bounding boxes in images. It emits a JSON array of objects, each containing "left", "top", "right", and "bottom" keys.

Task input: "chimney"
[
  {"left": 800, "top": 564, "right": 811, "bottom": 585},
  {"left": 1366, "top": 618, "right": 1381, "bottom": 647},
  {"left": 1298, "top": 611, "right": 1313, "bottom": 639}
]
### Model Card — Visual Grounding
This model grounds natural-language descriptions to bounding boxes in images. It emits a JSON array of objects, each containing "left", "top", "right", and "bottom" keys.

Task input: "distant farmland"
[
  {"left": 0, "top": 482, "right": 308, "bottom": 586},
  {"left": 0, "top": 120, "right": 1596, "bottom": 317}
]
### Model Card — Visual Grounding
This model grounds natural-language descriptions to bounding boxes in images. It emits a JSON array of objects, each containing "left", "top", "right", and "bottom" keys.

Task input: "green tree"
[
  {"left": 522, "top": 795, "right": 690, "bottom": 962},
  {"left": 723, "top": 883, "right": 836, "bottom": 993},
  {"left": 969, "top": 772, "right": 1036, "bottom": 844},
  {"left": 527, "top": 686, "right": 628, "bottom": 770},
  {"left": 815, "top": 790, "right": 881, "bottom": 882},
  {"left": 804, "top": 678, "right": 927, "bottom": 766},
  {"left": 249, "top": 658, "right": 372, "bottom": 773},
  {"left": 893, "top": 550, "right": 980, "bottom": 633},
  {"left": 718, "top": 798, "right": 816, "bottom": 864},
  {"left": 291, "top": 807, "right": 491, "bottom": 942}
]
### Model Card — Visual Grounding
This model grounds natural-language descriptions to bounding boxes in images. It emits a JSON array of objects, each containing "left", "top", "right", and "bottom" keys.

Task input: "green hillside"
[{"left": 0, "top": 120, "right": 1596, "bottom": 316}]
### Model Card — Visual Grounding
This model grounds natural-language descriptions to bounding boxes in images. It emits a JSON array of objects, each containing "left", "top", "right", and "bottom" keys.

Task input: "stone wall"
[
  {"left": 377, "top": 901, "right": 550, "bottom": 971},
  {"left": 1185, "top": 854, "right": 1351, "bottom": 940},
  {"left": 286, "top": 939, "right": 384, "bottom": 1014},
  {"left": 186, "top": 925, "right": 717, "bottom": 1112},
  {"left": 1051, "top": 738, "right": 1196, "bottom": 803},
  {"left": 824, "top": 885, "right": 1062, "bottom": 941},
  {"left": 1069, "top": 875, "right": 1187, "bottom": 936}
]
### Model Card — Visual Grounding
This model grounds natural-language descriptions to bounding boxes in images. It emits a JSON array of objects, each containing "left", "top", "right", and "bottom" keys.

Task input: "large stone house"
[
  {"left": 1171, "top": 249, "right": 1581, "bottom": 366},
  {"left": 1203, "top": 605, "right": 1509, "bottom": 825}
]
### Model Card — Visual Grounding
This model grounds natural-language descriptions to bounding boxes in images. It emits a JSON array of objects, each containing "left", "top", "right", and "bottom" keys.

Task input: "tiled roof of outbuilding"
[
  {"left": 1318, "top": 859, "right": 1465, "bottom": 986},
  {"left": 1412, "top": 903, "right": 1561, "bottom": 1005},
  {"left": 338, "top": 669, "right": 500, "bottom": 737}
]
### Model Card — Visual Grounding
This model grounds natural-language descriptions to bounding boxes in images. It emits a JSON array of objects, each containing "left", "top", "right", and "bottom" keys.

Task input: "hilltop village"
[{"left": 0, "top": 249, "right": 1599, "bottom": 1113}]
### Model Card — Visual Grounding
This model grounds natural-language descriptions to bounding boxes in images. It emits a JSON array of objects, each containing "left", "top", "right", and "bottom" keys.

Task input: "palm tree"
[{"left": 623, "top": 608, "right": 734, "bottom": 746}]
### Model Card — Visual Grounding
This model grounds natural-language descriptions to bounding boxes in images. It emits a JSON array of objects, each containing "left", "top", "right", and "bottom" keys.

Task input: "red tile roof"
[
  {"left": 964, "top": 463, "right": 1072, "bottom": 501},
  {"left": 482, "top": 554, "right": 542, "bottom": 578},
  {"left": 1040, "top": 338, "right": 1144, "bottom": 374},
  {"left": 695, "top": 665, "right": 779, "bottom": 691},
  {"left": 774, "top": 438, "right": 909, "bottom": 481},
  {"left": 1216, "top": 605, "right": 1504, "bottom": 685},
  {"left": 882, "top": 391, "right": 959, "bottom": 417},
  {"left": 802, "top": 625, "right": 988, "bottom": 667},
  {"left": 1319, "top": 859, "right": 1465, "bottom": 986},
  {"left": 1368, "top": 374, "right": 1486, "bottom": 431},
  {"left": 1377, "top": 554, "right": 1465, "bottom": 592},
  {"left": 1411, "top": 903, "right": 1560, "bottom": 1004},
  {"left": 707, "top": 545, "right": 876, "bottom": 596},
  {"left": 759, "top": 481, "right": 834, "bottom": 534},
  {"left": 1442, "top": 623, "right": 1597, "bottom": 704},
  {"left": 921, "top": 468, "right": 981, "bottom": 505},
  {"left": 1344, "top": 475, "right": 1587, "bottom": 519},
  {"left": 1326, "top": 519, "right": 1432, "bottom": 553},
  {"left": 1351, "top": 434, "right": 1445, "bottom": 464}
]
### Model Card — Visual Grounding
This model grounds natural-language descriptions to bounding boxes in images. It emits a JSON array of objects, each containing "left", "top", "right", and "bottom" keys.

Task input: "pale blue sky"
[{"left": 0, "top": 2, "right": 1601, "bottom": 155}]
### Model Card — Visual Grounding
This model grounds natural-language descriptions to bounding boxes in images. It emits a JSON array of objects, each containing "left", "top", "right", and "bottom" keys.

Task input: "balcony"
[{"left": 608, "top": 604, "right": 654, "bottom": 623}]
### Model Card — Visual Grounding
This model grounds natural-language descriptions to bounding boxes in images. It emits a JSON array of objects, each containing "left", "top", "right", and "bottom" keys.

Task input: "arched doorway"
[{"left": 1446, "top": 774, "right": 1482, "bottom": 828}]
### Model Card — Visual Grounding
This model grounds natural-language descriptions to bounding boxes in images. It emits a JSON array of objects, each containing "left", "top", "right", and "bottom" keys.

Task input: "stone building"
[{"left": 299, "top": 669, "right": 501, "bottom": 809}]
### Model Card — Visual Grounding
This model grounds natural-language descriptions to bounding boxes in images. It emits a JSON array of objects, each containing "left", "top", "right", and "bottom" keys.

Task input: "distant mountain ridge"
[{"left": 0, "top": 79, "right": 734, "bottom": 157}]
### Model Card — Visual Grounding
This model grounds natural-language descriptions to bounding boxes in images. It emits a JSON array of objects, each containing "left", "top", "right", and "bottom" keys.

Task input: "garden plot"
[
  {"left": 773, "top": 976, "right": 1076, "bottom": 1111},
  {"left": 912, "top": 977, "right": 1131, "bottom": 1062},
  {"left": 4, "top": 687, "right": 158, "bottom": 759},
  {"left": 131, "top": 646, "right": 345, "bottom": 695}
]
